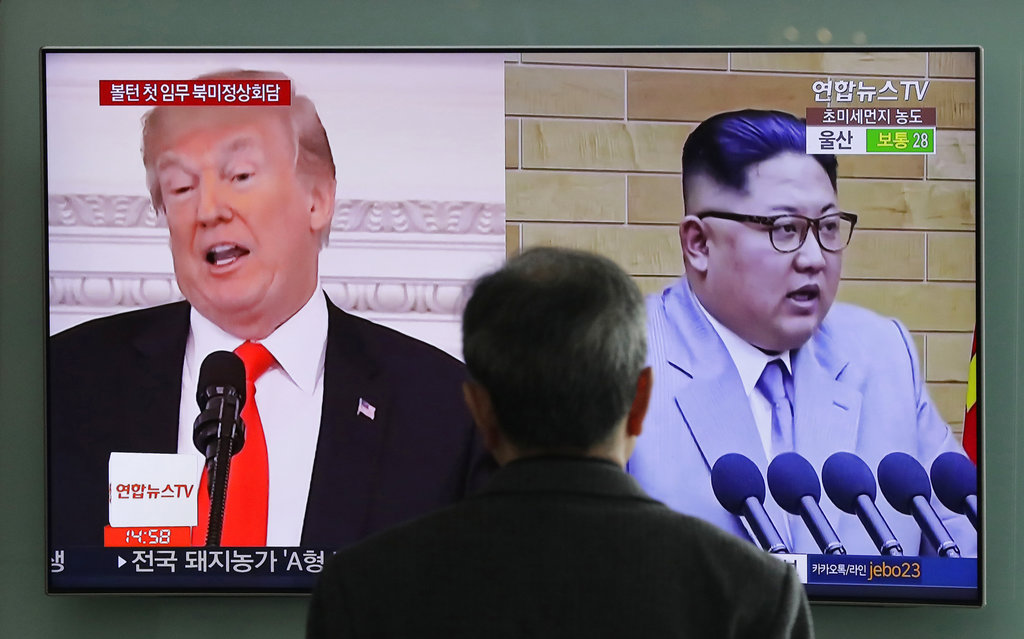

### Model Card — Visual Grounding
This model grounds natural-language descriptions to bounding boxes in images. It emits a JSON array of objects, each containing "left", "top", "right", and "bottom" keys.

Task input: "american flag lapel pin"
[{"left": 356, "top": 397, "right": 376, "bottom": 421}]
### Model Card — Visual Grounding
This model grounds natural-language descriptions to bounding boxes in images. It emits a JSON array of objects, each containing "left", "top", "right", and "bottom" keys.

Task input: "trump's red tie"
[{"left": 193, "top": 341, "right": 275, "bottom": 546}]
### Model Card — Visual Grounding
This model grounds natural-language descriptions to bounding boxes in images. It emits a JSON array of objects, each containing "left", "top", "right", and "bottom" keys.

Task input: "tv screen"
[
  {"left": 45, "top": 47, "right": 980, "bottom": 604},
  {"left": 44, "top": 49, "right": 507, "bottom": 593}
]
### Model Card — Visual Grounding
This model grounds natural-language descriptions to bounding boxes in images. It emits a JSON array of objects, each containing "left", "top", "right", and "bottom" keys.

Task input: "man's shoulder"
[
  {"left": 321, "top": 478, "right": 797, "bottom": 626},
  {"left": 334, "top": 472, "right": 786, "bottom": 569},
  {"left": 312, "top": 484, "right": 808, "bottom": 637},
  {"left": 50, "top": 302, "right": 189, "bottom": 353},
  {"left": 644, "top": 279, "right": 686, "bottom": 314},
  {"left": 651, "top": 503, "right": 796, "bottom": 570},
  {"left": 326, "top": 301, "right": 465, "bottom": 375},
  {"left": 823, "top": 300, "right": 897, "bottom": 328},
  {"left": 625, "top": 503, "right": 801, "bottom": 610},
  {"left": 819, "top": 301, "right": 909, "bottom": 351},
  {"left": 643, "top": 280, "right": 700, "bottom": 344}
]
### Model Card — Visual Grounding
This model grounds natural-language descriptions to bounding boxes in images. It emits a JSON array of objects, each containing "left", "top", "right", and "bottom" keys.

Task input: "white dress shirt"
[
  {"left": 694, "top": 298, "right": 798, "bottom": 546},
  {"left": 693, "top": 298, "right": 793, "bottom": 460},
  {"left": 176, "top": 290, "right": 328, "bottom": 546}
]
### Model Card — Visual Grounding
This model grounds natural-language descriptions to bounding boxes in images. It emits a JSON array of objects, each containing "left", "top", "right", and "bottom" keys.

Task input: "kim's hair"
[
  {"left": 462, "top": 247, "right": 647, "bottom": 452},
  {"left": 681, "top": 109, "right": 838, "bottom": 210}
]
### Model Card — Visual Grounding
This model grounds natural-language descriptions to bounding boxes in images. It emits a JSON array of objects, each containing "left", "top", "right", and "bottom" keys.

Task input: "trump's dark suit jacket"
[
  {"left": 307, "top": 456, "right": 812, "bottom": 639},
  {"left": 47, "top": 296, "right": 494, "bottom": 549}
]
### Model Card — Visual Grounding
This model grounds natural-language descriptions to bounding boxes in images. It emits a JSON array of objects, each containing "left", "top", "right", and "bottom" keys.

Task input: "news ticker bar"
[
  {"left": 48, "top": 547, "right": 334, "bottom": 592},
  {"left": 48, "top": 547, "right": 978, "bottom": 599},
  {"left": 776, "top": 553, "right": 976, "bottom": 591}
]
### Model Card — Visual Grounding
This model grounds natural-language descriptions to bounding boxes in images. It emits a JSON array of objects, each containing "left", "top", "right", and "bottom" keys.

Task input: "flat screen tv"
[{"left": 44, "top": 47, "right": 980, "bottom": 604}]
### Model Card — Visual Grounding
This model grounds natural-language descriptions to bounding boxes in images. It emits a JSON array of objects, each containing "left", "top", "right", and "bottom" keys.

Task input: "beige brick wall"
[{"left": 505, "top": 50, "right": 978, "bottom": 430}]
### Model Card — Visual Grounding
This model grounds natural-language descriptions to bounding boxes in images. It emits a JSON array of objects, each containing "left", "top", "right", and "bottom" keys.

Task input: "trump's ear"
[
  {"left": 307, "top": 176, "right": 337, "bottom": 235},
  {"left": 680, "top": 217, "right": 710, "bottom": 274}
]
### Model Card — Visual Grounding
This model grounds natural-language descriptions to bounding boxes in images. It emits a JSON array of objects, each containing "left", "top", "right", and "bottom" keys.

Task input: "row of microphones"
[
  {"left": 711, "top": 454, "right": 789, "bottom": 554},
  {"left": 822, "top": 452, "right": 901, "bottom": 556},
  {"left": 876, "top": 452, "right": 965, "bottom": 558},
  {"left": 930, "top": 451, "right": 979, "bottom": 528},
  {"left": 771, "top": 453, "right": 846, "bottom": 555},
  {"left": 711, "top": 451, "right": 976, "bottom": 557},
  {"left": 192, "top": 351, "right": 248, "bottom": 547}
]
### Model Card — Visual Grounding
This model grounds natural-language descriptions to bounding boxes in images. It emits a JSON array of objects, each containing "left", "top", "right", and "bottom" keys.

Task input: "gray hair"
[{"left": 462, "top": 247, "right": 647, "bottom": 451}]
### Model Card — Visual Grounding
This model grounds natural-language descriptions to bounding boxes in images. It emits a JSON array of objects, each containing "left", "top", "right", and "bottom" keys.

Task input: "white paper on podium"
[{"left": 108, "top": 452, "right": 200, "bottom": 527}]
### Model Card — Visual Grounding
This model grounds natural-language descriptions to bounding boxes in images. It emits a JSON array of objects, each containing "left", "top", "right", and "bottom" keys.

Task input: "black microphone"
[
  {"left": 821, "top": 452, "right": 903, "bottom": 556},
  {"left": 930, "top": 452, "right": 978, "bottom": 530},
  {"left": 768, "top": 452, "right": 846, "bottom": 555},
  {"left": 193, "top": 351, "right": 247, "bottom": 547},
  {"left": 711, "top": 453, "right": 789, "bottom": 554},
  {"left": 877, "top": 452, "right": 961, "bottom": 557}
]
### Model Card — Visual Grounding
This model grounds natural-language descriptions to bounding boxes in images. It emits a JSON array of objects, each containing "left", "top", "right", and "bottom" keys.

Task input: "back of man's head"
[
  {"left": 681, "top": 109, "right": 838, "bottom": 210},
  {"left": 462, "top": 248, "right": 646, "bottom": 454}
]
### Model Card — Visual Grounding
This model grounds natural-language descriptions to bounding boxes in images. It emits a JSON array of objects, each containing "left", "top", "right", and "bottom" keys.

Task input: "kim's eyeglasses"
[{"left": 695, "top": 211, "right": 859, "bottom": 253}]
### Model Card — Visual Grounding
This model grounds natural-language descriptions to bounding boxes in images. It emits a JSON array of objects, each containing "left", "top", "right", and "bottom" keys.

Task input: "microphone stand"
[{"left": 193, "top": 393, "right": 245, "bottom": 547}]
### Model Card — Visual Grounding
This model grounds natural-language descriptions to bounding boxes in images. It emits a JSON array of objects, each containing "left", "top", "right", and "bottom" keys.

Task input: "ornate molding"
[
  {"left": 50, "top": 276, "right": 184, "bottom": 308},
  {"left": 332, "top": 200, "right": 503, "bottom": 234},
  {"left": 48, "top": 195, "right": 504, "bottom": 235},
  {"left": 49, "top": 276, "right": 466, "bottom": 315},
  {"left": 49, "top": 195, "right": 165, "bottom": 228},
  {"left": 322, "top": 281, "right": 466, "bottom": 315}
]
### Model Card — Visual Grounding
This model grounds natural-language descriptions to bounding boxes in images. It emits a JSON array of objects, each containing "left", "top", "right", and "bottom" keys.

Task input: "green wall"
[{"left": 0, "top": 1, "right": 1017, "bottom": 636}]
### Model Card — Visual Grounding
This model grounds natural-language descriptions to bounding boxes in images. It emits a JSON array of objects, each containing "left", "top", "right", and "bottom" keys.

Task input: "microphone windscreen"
[
  {"left": 711, "top": 453, "right": 766, "bottom": 515},
  {"left": 196, "top": 350, "right": 246, "bottom": 406},
  {"left": 822, "top": 452, "right": 877, "bottom": 513},
  {"left": 930, "top": 452, "right": 977, "bottom": 514},
  {"left": 877, "top": 452, "right": 931, "bottom": 514},
  {"left": 767, "top": 452, "right": 821, "bottom": 514}
]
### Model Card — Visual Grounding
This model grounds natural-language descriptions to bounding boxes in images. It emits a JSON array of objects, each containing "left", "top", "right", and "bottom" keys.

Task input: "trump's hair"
[{"left": 140, "top": 69, "right": 336, "bottom": 216}]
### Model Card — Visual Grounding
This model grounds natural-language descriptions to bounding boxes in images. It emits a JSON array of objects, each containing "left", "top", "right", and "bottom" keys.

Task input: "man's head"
[
  {"left": 680, "top": 110, "right": 848, "bottom": 352},
  {"left": 141, "top": 70, "right": 337, "bottom": 339},
  {"left": 461, "top": 248, "right": 651, "bottom": 467}
]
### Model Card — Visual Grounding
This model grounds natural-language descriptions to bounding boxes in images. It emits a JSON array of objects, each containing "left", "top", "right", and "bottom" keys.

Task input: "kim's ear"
[{"left": 680, "top": 217, "right": 710, "bottom": 274}]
